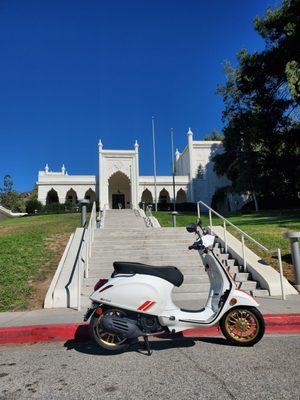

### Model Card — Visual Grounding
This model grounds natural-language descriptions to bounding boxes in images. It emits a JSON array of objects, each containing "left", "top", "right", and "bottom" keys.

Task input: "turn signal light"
[
  {"left": 94, "top": 279, "right": 108, "bottom": 291},
  {"left": 230, "top": 298, "right": 237, "bottom": 306}
]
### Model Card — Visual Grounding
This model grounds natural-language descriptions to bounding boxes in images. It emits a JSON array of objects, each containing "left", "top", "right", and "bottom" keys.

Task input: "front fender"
[{"left": 230, "top": 289, "right": 259, "bottom": 308}]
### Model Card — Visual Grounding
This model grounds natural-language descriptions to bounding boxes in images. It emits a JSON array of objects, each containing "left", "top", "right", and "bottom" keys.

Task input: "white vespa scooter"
[{"left": 84, "top": 221, "right": 265, "bottom": 354}]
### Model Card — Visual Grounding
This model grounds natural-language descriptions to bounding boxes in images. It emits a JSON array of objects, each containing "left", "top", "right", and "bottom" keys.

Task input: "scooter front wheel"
[
  {"left": 220, "top": 306, "right": 265, "bottom": 346},
  {"left": 90, "top": 308, "right": 130, "bottom": 353}
]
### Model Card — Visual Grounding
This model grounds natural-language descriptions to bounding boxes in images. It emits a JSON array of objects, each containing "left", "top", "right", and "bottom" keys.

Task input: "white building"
[{"left": 37, "top": 128, "right": 237, "bottom": 210}]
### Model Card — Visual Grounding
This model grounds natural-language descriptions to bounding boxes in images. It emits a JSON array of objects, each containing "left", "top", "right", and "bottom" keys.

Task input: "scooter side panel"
[{"left": 89, "top": 274, "right": 176, "bottom": 315}]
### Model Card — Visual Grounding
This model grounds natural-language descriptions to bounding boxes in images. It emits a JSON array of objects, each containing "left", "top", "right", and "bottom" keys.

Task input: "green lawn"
[
  {"left": 0, "top": 213, "right": 81, "bottom": 311},
  {"left": 153, "top": 209, "right": 300, "bottom": 282}
]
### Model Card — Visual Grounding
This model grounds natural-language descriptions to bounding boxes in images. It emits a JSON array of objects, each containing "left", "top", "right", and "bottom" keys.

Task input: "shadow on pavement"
[
  {"left": 64, "top": 335, "right": 234, "bottom": 356},
  {"left": 64, "top": 337, "right": 197, "bottom": 356}
]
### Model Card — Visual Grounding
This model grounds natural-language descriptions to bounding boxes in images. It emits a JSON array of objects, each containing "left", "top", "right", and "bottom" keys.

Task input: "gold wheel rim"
[
  {"left": 95, "top": 309, "right": 127, "bottom": 347},
  {"left": 224, "top": 308, "right": 259, "bottom": 343}
]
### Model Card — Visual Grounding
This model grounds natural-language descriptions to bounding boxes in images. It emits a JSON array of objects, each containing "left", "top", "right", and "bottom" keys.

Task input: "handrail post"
[
  {"left": 241, "top": 234, "right": 246, "bottom": 272},
  {"left": 223, "top": 221, "right": 228, "bottom": 253},
  {"left": 197, "top": 202, "right": 200, "bottom": 219},
  {"left": 77, "top": 258, "right": 81, "bottom": 311},
  {"left": 84, "top": 230, "right": 89, "bottom": 279},
  {"left": 277, "top": 248, "right": 286, "bottom": 300},
  {"left": 209, "top": 209, "right": 212, "bottom": 232}
]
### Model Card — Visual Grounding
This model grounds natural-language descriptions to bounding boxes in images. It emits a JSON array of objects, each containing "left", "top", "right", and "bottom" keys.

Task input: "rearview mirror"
[{"left": 186, "top": 224, "right": 197, "bottom": 233}]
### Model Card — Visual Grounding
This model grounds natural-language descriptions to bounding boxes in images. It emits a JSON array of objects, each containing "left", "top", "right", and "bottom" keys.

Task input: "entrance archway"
[{"left": 108, "top": 171, "right": 131, "bottom": 209}]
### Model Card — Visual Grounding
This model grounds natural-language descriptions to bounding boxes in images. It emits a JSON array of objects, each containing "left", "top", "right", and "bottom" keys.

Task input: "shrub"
[{"left": 25, "top": 199, "right": 43, "bottom": 214}]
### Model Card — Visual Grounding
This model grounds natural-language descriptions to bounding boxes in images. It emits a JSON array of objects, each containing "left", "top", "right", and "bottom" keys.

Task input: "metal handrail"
[
  {"left": 77, "top": 201, "right": 96, "bottom": 310},
  {"left": 197, "top": 200, "right": 286, "bottom": 300}
]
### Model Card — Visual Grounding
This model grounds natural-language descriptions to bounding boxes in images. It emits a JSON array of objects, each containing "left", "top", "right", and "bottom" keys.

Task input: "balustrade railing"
[{"left": 197, "top": 200, "right": 286, "bottom": 300}]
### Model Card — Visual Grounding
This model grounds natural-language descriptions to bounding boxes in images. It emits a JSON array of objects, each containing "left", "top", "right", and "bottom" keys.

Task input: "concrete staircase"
[
  {"left": 81, "top": 209, "right": 209, "bottom": 310},
  {"left": 213, "top": 242, "right": 269, "bottom": 297}
]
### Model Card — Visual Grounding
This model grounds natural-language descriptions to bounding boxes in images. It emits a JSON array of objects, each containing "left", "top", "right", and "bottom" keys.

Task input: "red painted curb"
[
  {"left": 0, "top": 314, "right": 299, "bottom": 344},
  {"left": 0, "top": 323, "right": 89, "bottom": 345}
]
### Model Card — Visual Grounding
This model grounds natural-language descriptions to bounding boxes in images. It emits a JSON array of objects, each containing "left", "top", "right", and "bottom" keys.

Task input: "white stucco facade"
[{"left": 37, "top": 129, "right": 237, "bottom": 209}]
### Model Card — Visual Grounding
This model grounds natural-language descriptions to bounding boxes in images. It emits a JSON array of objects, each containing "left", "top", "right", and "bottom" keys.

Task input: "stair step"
[
  {"left": 172, "top": 292, "right": 209, "bottom": 301},
  {"left": 238, "top": 281, "right": 257, "bottom": 290},
  {"left": 222, "top": 259, "right": 236, "bottom": 267},
  {"left": 173, "top": 283, "right": 210, "bottom": 293},
  {"left": 227, "top": 265, "right": 240, "bottom": 274},
  {"left": 84, "top": 274, "right": 207, "bottom": 287},
  {"left": 87, "top": 268, "right": 207, "bottom": 278},
  {"left": 251, "top": 289, "right": 270, "bottom": 297},
  {"left": 216, "top": 253, "right": 229, "bottom": 261},
  {"left": 234, "top": 272, "right": 251, "bottom": 282}
]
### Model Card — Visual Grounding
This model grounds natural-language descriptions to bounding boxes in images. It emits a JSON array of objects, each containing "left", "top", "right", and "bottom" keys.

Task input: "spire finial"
[
  {"left": 45, "top": 164, "right": 49, "bottom": 173},
  {"left": 61, "top": 164, "right": 65, "bottom": 174},
  {"left": 98, "top": 139, "right": 103, "bottom": 151},
  {"left": 188, "top": 127, "right": 193, "bottom": 135}
]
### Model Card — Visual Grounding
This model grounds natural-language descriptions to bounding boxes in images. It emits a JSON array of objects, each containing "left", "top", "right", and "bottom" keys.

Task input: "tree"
[
  {"left": 0, "top": 174, "right": 25, "bottom": 212},
  {"left": 204, "top": 129, "right": 223, "bottom": 141},
  {"left": 3, "top": 174, "right": 13, "bottom": 192},
  {"left": 213, "top": 0, "right": 300, "bottom": 210}
]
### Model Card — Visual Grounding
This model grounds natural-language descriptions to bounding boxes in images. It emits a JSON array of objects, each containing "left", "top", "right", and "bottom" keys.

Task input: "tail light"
[
  {"left": 94, "top": 278, "right": 108, "bottom": 291},
  {"left": 98, "top": 284, "right": 114, "bottom": 293}
]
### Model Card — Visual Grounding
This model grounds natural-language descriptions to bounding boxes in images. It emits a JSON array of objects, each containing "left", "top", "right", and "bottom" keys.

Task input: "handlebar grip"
[{"left": 188, "top": 245, "right": 193, "bottom": 250}]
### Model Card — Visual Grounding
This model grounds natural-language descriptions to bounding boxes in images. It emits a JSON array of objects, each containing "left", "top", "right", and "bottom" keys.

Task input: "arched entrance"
[
  {"left": 46, "top": 189, "right": 59, "bottom": 204},
  {"left": 108, "top": 171, "right": 131, "bottom": 209}
]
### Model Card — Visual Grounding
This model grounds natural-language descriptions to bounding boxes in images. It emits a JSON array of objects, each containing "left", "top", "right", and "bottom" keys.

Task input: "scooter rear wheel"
[
  {"left": 90, "top": 308, "right": 130, "bottom": 353},
  {"left": 220, "top": 306, "right": 265, "bottom": 346}
]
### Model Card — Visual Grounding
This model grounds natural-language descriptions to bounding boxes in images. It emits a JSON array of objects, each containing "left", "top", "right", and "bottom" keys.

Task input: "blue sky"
[{"left": 0, "top": 0, "right": 276, "bottom": 191}]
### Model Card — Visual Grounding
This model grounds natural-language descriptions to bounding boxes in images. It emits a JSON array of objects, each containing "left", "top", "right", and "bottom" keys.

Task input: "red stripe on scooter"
[
  {"left": 137, "top": 301, "right": 152, "bottom": 311},
  {"left": 142, "top": 301, "right": 156, "bottom": 311}
]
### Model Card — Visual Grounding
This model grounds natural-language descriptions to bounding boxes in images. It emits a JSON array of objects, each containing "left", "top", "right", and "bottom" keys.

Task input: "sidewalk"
[
  {"left": 0, "top": 295, "right": 299, "bottom": 344},
  {"left": 0, "top": 295, "right": 299, "bottom": 328}
]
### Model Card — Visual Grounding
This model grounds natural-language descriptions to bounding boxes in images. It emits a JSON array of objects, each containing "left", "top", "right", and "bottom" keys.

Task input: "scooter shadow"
[{"left": 64, "top": 336, "right": 233, "bottom": 357}]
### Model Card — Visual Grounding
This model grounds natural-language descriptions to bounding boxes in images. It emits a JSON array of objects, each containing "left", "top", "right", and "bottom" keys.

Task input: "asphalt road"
[{"left": 0, "top": 335, "right": 299, "bottom": 400}]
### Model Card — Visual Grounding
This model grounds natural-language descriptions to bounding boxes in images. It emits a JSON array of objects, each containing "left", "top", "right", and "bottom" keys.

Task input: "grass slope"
[
  {"left": 0, "top": 214, "right": 80, "bottom": 311},
  {"left": 153, "top": 209, "right": 300, "bottom": 282}
]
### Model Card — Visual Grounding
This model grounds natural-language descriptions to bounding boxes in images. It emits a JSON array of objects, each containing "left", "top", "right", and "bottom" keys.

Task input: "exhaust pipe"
[{"left": 101, "top": 316, "right": 145, "bottom": 339}]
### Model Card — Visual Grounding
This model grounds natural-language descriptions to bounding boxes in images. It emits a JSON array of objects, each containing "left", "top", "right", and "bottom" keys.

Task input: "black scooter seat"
[{"left": 113, "top": 261, "right": 184, "bottom": 287}]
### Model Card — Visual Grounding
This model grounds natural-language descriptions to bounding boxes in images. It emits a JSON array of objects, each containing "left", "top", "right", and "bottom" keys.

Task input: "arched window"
[
  {"left": 84, "top": 188, "right": 96, "bottom": 203},
  {"left": 141, "top": 189, "right": 153, "bottom": 204},
  {"left": 176, "top": 189, "right": 187, "bottom": 203},
  {"left": 46, "top": 189, "right": 59, "bottom": 204},
  {"left": 159, "top": 188, "right": 170, "bottom": 204},
  {"left": 65, "top": 188, "right": 78, "bottom": 204}
]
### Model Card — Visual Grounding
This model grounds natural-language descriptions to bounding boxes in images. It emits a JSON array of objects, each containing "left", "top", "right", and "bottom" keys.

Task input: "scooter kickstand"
[{"left": 143, "top": 336, "right": 152, "bottom": 356}]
